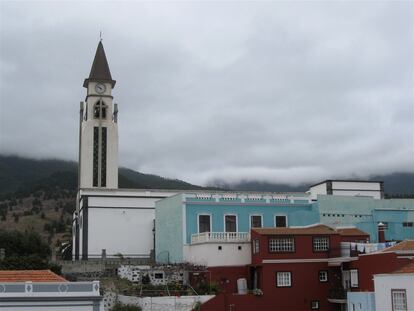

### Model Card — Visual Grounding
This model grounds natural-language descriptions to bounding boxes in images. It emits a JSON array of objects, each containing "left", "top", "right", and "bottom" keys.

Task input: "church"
[
  {"left": 73, "top": 41, "right": 178, "bottom": 261},
  {"left": 72, "top": 42, "right": 414, "bottom": 262}
]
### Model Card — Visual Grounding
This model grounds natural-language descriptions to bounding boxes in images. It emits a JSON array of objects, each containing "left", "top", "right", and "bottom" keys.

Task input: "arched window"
[{"left": 94, "top": 100, "right": 107, "bottom": 119}]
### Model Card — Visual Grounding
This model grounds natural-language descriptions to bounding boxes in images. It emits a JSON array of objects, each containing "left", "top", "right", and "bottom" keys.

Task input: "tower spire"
[{"left": 83, "top": 41, "right": 116, "bottom": 88}]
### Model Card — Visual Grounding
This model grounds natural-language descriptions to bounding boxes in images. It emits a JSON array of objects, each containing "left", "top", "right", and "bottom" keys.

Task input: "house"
[
  {"left": 373, "top": 262, "right": 414, "bottom": 311},
  {"left": 196, "top": 224, "right": 370, "bottom": 311},
  {"left": 0, "top": 270, "right": 104, "bottom": 310},
  {"left": 346, "top": 240, "right": 414, "bottom": 311},
  {"left": 155, "top": 191, "right": 318, "bottom": 266}
]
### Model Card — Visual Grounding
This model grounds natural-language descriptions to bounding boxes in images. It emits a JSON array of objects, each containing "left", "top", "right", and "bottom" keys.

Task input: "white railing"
[{"left": 191, "top": 232, "right": 250, "bottom": 244}]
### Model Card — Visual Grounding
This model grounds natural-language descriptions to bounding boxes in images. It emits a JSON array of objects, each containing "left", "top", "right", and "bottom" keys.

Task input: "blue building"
[
  {"left": 317, "top": 195, "right": 414, "bottom": 242},
  {"left": 155, "top": 192, "right": 318, "bottom": 266},
  {"left": 155, "top": 191, "right": 414, "bottom": 266}
]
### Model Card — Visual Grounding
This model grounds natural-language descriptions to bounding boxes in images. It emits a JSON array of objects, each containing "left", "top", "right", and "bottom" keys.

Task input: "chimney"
[{"left": 378, "top": 222, "right": 386, "bottom": 243}]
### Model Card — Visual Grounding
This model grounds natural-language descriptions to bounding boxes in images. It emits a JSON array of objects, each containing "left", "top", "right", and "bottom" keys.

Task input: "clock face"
[{"left": 95, "top": 83, "right": 106, "bottom": 94}]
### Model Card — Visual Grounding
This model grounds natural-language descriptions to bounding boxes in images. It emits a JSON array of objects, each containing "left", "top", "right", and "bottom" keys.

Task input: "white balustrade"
[{"left": 191, "top": 232, "right": 250, "bottom": 244}]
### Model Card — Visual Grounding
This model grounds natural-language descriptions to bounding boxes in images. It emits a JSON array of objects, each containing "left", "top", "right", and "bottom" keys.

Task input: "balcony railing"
[{"left": 191, "top": 232, "right": 250, "bottom": 244}]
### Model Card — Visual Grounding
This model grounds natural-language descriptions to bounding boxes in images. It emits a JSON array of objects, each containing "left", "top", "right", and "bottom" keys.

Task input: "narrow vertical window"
[
  {"left": 275, "top": 215, "right": 287, "bottom": 227},
  {"left": 253, "top": 239, "right": 260, "bottom": 254},
  {"left": 101, "top": 127, "right": 107, "bottom": 187},
  {"left": 225, "top": 215, "right": 237, "bottom": 232},
  {"left": 350, "top": 269, "right": 358, "bottom": 288},
  {"left": 93, "top": 127, "right": 99, "bottom": 187},
  {"left": 251, "top": 215, "right": 262, "bottom": 228},
  {"left": 198, "top": 215, "right": 211, "bottom": 233},
  {"left": 92, "top": 126, "right": 107, "bottom": 187}
]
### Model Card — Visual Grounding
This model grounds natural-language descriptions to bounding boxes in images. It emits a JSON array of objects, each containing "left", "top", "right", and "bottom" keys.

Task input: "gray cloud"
[{"left": 1, "top": 1, "right": 413, "bottom": 186}]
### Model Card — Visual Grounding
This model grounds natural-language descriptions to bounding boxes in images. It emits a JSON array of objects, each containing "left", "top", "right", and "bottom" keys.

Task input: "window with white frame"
[
  {"left": 198, "top": 215, "right": 211, "bottom": 233},
  {"left": 253, "top": 239, "right": 260, "bottom": 254},
  {"left": 251, "top": 215, "right": 262, "bottom": 228},
  {"left": 275, "top": 215, "right": 287, "bottom": 227},
  {"left": 276, "top": 272, "right": 291, "bottom": 287},
  {"left": 392, "top": 289, "right": 407, "bottom": 311},
  {"left": 350, "top": 269, "right": 358, "bottom": 288},
  {"left": 313, "top": 236, "right": 329, "bottom": 251},
  {"left": 225, "top": 215, "right": 237, "bottom": 232},
  {"left": 311, "top": 300, "right": 320, "bottom": 310},
  {"left": 319, "top": 271, "right": 328, "bottom": 282},
  {"left": 269, "top": 237, "right": 294, "bottom": 252}
]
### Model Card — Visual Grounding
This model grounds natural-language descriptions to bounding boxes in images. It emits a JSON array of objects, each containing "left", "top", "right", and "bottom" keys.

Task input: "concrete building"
[
  {"left": 0, "top": 270, "right": 103, "bottom": 310},
  {"left": 308, "top": 180, "right": 384, "bottom": 200}
]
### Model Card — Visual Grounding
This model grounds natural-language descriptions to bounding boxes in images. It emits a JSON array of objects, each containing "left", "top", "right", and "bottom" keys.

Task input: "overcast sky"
[{"left": 0, "top": 1, "right": 413, "bottom": 186}]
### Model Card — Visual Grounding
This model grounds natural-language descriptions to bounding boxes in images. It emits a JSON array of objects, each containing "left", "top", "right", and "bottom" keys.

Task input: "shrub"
[{"left": 111, "top": 303, "right": 142, "bottom": 311}]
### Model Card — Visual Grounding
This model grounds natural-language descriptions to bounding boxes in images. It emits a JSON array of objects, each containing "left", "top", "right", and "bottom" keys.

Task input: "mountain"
[
  {"left": 0, "top": 155, "right": 204, "bottom": 196},
  {"left": 214, "top": 173, "right": 414, "bottom": 196}
]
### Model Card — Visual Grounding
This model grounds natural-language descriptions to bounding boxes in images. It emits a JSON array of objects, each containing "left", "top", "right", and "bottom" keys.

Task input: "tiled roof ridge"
[{"left": 0, "top": 269, "right": 67, "bottom": 282}]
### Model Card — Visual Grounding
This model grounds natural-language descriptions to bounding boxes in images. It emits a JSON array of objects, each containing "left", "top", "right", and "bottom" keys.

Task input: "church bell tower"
[{"left": 79, "top": 41, "right": 118, "bottom": 189}]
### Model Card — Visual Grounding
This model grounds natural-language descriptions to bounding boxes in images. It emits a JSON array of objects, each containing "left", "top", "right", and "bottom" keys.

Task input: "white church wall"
[
  {"left": 88, "top": 207, "right": 155, "bottom": 258},
  {"left": 88, "top": 196, "right": 157, "bottom": 208}
]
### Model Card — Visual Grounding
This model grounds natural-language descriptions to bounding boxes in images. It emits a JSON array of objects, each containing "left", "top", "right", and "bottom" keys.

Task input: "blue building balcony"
[{"left": 191, "top": 232, "right": 251, "bottom": 244}]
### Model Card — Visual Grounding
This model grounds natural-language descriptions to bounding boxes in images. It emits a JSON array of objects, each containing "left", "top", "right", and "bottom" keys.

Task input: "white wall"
[
  {"left": 308, "top": 183, "right": 327, "bottom": 200},
  {"left": 332, "top": 181, "right": 380, "bottom": 191},
  {"left": 118, "top": 294, "right": 213, "bottom": 311},
  {"left": 183, "top": 243, "right": 251, "bottom": 267},
  {"left": 333, "top": 190, "right": 381, "bottom": 199},
  {"left": 308, "top": 181, "right": 382, "bottom": 200},
  {"left": 88, "top": 207, "right": 155, "bottom": 258},
  {"left": 374, "top": 273, "right": 414, "bottom": 311}
]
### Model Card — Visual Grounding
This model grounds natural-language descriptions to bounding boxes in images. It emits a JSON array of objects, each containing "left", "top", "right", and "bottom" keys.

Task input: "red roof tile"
[
  {"left": 335, "top": 227, "right": 369, "bottom": 237},
  {"left": 392, "top": 262, "right": 414, "bottom": 274},
  {"left": 0, "top": 270, "right": 67, "bottom": 282},
  {"left": 382, "top": 240, "right": 414, "bottom": 252}
]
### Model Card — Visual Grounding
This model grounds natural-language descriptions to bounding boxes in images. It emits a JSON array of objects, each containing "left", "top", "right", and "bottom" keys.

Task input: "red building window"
[
  {"left": 311, "top": 300, "right": 320, "bottom": 309},
  {"left": 313, "top": 236, "right": 329, "bottom": 251},
  {"left": 253, "top": 239, "right": 260, "bottom": 254},
  {"left": 269, "top": 237, "right": 295, "bottom": 252},
  {"left": 319, "top": 271, "right": 328, "bottom": 282},
  {"left": 276, "top": 272, "right": 291, "bottom": 287}
]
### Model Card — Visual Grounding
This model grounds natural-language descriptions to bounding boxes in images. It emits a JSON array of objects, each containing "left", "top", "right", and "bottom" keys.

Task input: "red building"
[
  {"left": 345, "top": 240, "right": 414, "bottom": 292},
  {"left": 200, "top": 224, "right": 370, "bottom": 311}
]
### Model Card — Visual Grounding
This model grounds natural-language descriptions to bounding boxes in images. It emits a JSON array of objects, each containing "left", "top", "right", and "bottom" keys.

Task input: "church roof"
[{"left": 83, "top": 41, "right": 116, "bottom": 88}]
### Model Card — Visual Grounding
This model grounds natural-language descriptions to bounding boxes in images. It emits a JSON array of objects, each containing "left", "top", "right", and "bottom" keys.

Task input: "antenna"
[{"left": 99, "top": 30, "right": 103, "bottom": 42}]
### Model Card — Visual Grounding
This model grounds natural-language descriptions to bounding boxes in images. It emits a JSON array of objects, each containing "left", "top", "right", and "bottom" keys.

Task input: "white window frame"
[
  {"left": 253, "top": 239, "right": 260, "bottom": 254},
  {"left": 319, "top": 270, "right": 328, "bottom": 282},
  {"left": 276, "top": 271, "right": 291, "bottom": 287},
  {"left": 269, "top": 237, "right": 295, "bottom": 252},
  {"left": 250, "top": 214, "right": 263, "bottom": 229},
  {"left": 197, "top": 213, "right": 212, "bottom": 233},
  {"left": 224, "top": 214, "right": 238, "bottom": 233},
  {"left": 311, "top": 300, "right": 320, "bottom": 310},
  {"left": 274, "top": 214, "right": 288, "bottom": 227},
  {"left": 391, "top": 289, "right": 407, "bottom": 311},
  {"left": 350, "top": 269, "right": 359, "bottom": 288},
  {"left": 313, "top": 236, "right": 330, "bottom": 251}
]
